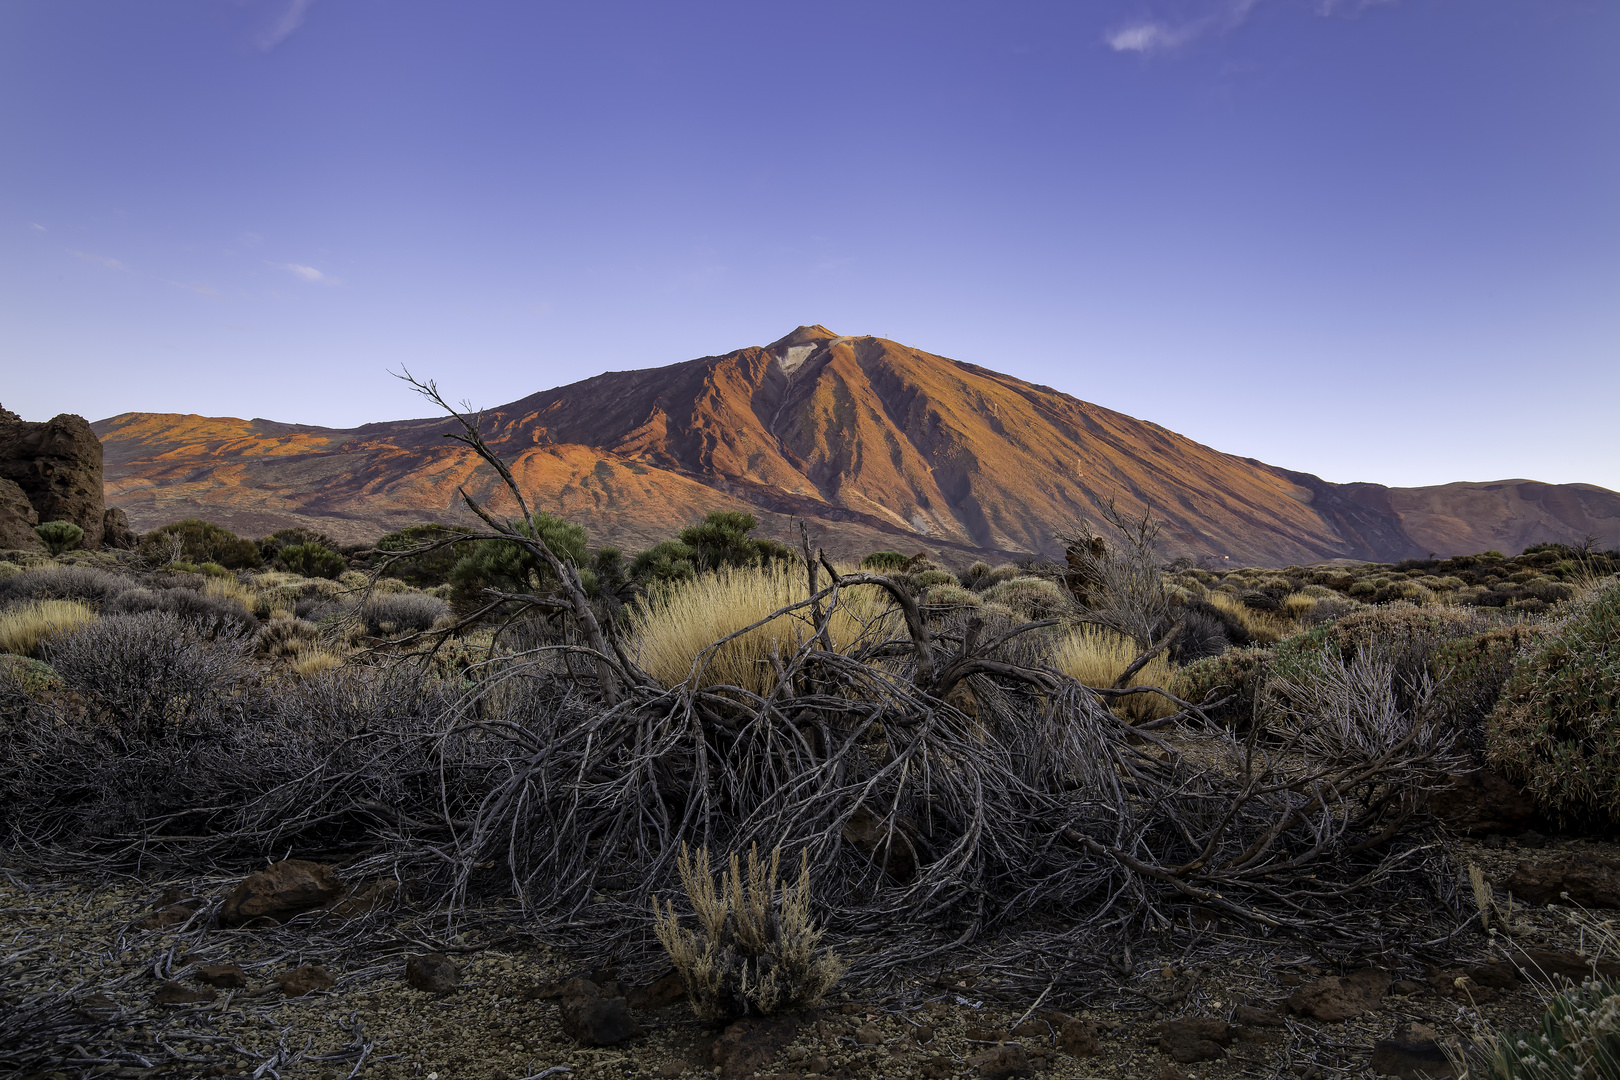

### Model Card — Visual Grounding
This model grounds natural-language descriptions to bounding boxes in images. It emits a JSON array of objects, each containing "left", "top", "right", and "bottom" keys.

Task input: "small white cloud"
[
  {"left": 274, "top": 262, "right": 336, "bottom": 284},
  {"left": 1316, "top": 0, "right": 1398, "bottom": 14},
  {"left": 70, "top": 250, "right": 126, "bottom": 270},
  {"left": 1106, "top": 0, "right": 1261, "bottom": 55},
  {"left": 258, "top": 0, "right": 317, "bottom": 52},
  {"left": 30, "top": 223, "right": 46, "bottom": 232}
]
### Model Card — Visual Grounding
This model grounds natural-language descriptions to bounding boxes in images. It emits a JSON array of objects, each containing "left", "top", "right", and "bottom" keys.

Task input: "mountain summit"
[{"left": 93, "top": 328, "right": 1620, "bottom": 564}]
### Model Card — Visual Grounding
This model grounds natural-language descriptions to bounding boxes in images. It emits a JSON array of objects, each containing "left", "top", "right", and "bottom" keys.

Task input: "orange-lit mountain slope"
[{"left": 92, "top": 327, "right": 1620, "bottom": 564}]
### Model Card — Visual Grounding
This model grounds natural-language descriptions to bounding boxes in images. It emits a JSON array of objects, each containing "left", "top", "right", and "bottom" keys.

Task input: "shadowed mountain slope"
[{"left": 91, "top": 327, "right": 1620, "bottom": 564}]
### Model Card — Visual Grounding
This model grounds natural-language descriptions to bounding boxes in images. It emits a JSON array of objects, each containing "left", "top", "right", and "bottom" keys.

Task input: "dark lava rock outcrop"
[{"left": 0, "top": 406, "right": 108, "bottom": 549}]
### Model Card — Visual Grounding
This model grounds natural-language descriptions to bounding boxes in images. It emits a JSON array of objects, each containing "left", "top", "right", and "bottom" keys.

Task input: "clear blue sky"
[{"left": 2, "top": 1, "right": 1616, "bottom": 490}]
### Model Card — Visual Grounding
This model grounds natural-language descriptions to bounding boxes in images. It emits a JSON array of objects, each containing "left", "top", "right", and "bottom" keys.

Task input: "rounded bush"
[
  {"left": 34, "top": 520, "right": 84, "bottom": 555},
  {"left": 1487, "top": 580, "right": 1620, "bottom": 828},
  {"left": 139, "top": 520, "right": 262, "bottom": 570},
  {"left": 979, "top": 577, "right": 1070, "bottom": 620},
  {"left": 860, "top": 550, "right": 911, "bottom": 573},
  {"left": 360, "top": 591, "right": 450, "bottom": 637},
  {"left": 279, "top": 542, "right": 347, "bottom": 580}
]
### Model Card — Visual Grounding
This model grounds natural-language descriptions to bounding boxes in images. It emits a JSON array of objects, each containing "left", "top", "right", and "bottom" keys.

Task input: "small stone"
[
  {"left": 404, "top": 953, "right": 459, "bottom": 994},
  {"left": 1286, "top": 969, "right": 1389, "bottom": 1022},
  {"left": 1058, "top": 1018, "right": 1100, "bottom": 1057},
  {"left": 153, "top": 981, "right": 216, "bottom": 1005},
  {"left": 136, "top": 902, "right": 200, "bottom": 930},
  {"left": 971, "top": 1044, "right": 1034, "bottom": 1079},
  {"left": 1158, "top": 1018, "right": 1233, "bottom": 1063},
  {"left": 804, "top": 1056, "right": 830, "bottom": 1075},
  {"left": 629, "top": 969, "right": 688, "bottom": 1009},
  {"left": 711, "top": 1016, "right": 799, "bottom": 1079},
  {"left": 655, "top": 1065, "right": 686, "bottom": 1078},
  {"left": 559, "top": 985, "right": 641, "bottom": 1047},
  {"left": 1155, "top": 1066, "right": 1192, "bottom": 1080},
  {"left": 965, "top": 1026, "right": 1009, "bottom": 1043},
  {"left": 1391, "top": 979, "right": 1424, "bottom": 996},
  {"left": 196, "top": 964, "right": 246, "bottom": 989},
  {"left": 912, "top": 1024, "right": 936, "bottom": 1045},
  {"left": 1370, "top": 1023, "right": 1455, "bottom": 1080},
  {"left": 220, "top": 860, "right": 342, "bottom": 928},
  {"left": 853, "top": 1024, "right": 884, "bottom": 1045},
  {"left": 275, "top": 965, "right": 334, "bottom": 997}
]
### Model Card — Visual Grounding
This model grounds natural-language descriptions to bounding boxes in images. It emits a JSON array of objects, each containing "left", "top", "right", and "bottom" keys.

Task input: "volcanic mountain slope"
[{"left": 92, "top": 326, "right": 1620, "bottom": 565}]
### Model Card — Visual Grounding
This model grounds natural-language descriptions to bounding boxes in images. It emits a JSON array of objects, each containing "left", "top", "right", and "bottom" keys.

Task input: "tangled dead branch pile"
[{"left": 0, "top": 375, "right": 1476, "bottom": 989}]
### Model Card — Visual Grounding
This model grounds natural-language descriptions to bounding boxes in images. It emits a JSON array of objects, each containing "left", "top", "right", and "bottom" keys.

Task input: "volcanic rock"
[
  {"left": 970, "top": 1044, "right": 1035, "bottom": 1079},
  {"left": 154, "top": 981, "right": 216, "bottom": 1005},
  {"left": 1287, "top": 968, "right": 1390, "bottom": 1022},
  {"left": 0, "top": 412, "right": 105, "bottom": 548},
  {"left": 404, "top": 953, "right": 459, "bottom": 994},
  {"left": 219, "top": 859, "right": 342, "bottom": 927},
  {"left": 1157, "top": 1018, "right": 1233, "bottom": 1063},
  {"left": 196, "top": 964, "right": 247, "bottom": 988},
  {"left": 1503, "top": 854, "right": 1620, "bottom": 908},
  {"left": 275, "top": 965, "right": 334, "bottom": 997},
  {"left": 711, "top": 1015, "right": 798, "bottom": 1079},
  {"left": 0, "top": 478, "right": 42, "bottom": 551},
  {"left": 558, "top": 978, "right": 641, "bottom": 1047},
  {"left": 627, "top": 969, "right": 687, "bottom": 1009},
  {"left": 101, "top": 506, "right": 137, "bottom": 549},
  {"left": 1370, "top": 1023, "right": 1454, "bottom": 1080}
]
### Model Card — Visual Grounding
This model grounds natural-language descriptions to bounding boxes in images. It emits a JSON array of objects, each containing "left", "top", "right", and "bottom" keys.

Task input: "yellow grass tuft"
[
  {"left": 1204, "top": 590, "right": 1290, "bottom": 644},
  {"left": 0, "top": 600, "right": 96, "bottom": 658},
  {"left": 291, "top": 650, "right": 344, "bottom": 678},
  {"left": 1051, "top": 624, "right": 1176, "bottom": 721},
  {"left": 630, "top": 564, "right": 895, "bottom": 695}
]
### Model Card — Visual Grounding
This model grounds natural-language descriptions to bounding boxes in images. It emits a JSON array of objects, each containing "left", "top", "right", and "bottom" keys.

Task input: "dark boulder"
[
  {"left": 0, "top": 478, "right": 42, "bottom": 551},
  {"left": 0, "top": 412, "right": 105, "bottom": 549}
]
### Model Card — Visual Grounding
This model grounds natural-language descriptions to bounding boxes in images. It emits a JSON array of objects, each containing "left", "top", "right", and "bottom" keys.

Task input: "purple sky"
[{"left": 2, "top": 1, "right": 1616, "bottom": 490}]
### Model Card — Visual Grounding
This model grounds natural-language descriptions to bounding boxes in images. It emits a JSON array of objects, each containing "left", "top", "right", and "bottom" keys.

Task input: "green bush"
[
  {"left": 1428, "top": 626, "right": 1543, "bottom": 759},
  {"left": 1487, "top": 580, "right": 1620, "bottom": 828},
  {"left": 373, "top": 523, "right": 478, "bottom": 588},
  {"left": 279, "top": 542, "right": 347, "bottom": 580},
  {"left": 259, "top": 527, "right": 337, "bottom": 564},
  {"left": 1171, "top": 647, "right": 1271, "bottom": 725},
  {"left": 139, "top": 519, "right": 262, "bottom": 569},
  {"left": 1465, "top": 978, "right": 1619, "bottom": 1080},
  {"left": 451, "top": 513, "right": 592, "bottom": 613},
  {"left": 631, "top": 512, "right": 795, "bottom": 588},
  {"left": 34, "top": 521, "right": 84, "bottom": 555},
  {"left": 860, "top": 551, "right": 911, "bottom": 573}
]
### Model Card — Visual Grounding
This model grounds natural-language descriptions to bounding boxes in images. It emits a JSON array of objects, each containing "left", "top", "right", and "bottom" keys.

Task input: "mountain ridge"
[{"left": 90, "top": 326, "right": 1620, "bottom": 565}]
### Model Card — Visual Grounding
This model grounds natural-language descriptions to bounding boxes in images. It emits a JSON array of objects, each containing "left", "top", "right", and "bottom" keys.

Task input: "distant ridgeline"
[{"left": 71, "top": 326, "right": 1620, "bottom": 565}]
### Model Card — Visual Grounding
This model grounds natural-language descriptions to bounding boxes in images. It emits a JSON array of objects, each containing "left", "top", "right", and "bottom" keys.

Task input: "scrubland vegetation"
[{"left": 3, "top": 398, "right": 1618, "bottom": 1078}]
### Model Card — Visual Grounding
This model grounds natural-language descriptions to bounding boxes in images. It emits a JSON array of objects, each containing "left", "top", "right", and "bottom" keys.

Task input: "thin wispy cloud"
[
  {"left": 70, "top": 250, "right": 126, "bottom": 270},
  {"left": 257, "top": 0, "right": 317, "bottom": 52},
  {"left": 274, "top": 262, "right": 337, "bottom": 285},
  {"left": 1107, "top": 0, "right": 1391, "bottom": 55},
  {"left": 1107, "top": 0, "right": 1260, "bottom": 55},
  {"left": 30, "top": 223, "right": 46, "bottom": 232}
]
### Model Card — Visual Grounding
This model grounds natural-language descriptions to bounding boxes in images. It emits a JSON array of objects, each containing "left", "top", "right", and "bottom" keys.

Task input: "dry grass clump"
[
  {"left": 1204, "top": 589, "right": 1290, "bottom": 644},
  {"left": 1052, "top": 624, "right": 1176, "bottom": 721},
  {"left": 0, "top": 600, "right": 96, "bottom": 657},
  {"left": 630, "top": 564, "right": 894, "bottom": 694},
  {"left": 652, "top": 844, "right": 845, "bottom": 1021},
  {"left": 291, "top": 650, "right": 344, "bottom": 678},
  {"left": 979, "top": 576, "right": 1071, "bottom": 620}
]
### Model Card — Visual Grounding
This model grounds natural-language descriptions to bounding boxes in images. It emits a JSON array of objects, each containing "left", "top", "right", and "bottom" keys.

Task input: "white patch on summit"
[{"left": 777, "top": 344, "right": 816, "bottom": 375}]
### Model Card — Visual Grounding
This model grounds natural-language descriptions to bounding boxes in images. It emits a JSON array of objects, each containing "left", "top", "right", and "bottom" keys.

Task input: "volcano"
[{"left": 91, "top": 326, "right": 1620, "bottom": 565}]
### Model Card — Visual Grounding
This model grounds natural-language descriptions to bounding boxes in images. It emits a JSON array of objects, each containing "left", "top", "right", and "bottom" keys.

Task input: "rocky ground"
[{"left": 3, "top": 836, "right": 1617, "bottom": 1080}]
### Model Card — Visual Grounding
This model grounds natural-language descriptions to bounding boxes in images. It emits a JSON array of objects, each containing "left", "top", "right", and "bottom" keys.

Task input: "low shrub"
[
  {"left": 920, "top": 582, "right": 983, "bottom": 609},
  {"left": 0, "top": 654, "right": 61, "bottom": 698},
  {"left": 1204, "top": 589, "right": 1289, "bottom": 644},
  {"left": 1487, "top": 580, "right": 1620, "bottom": 828},
  {"left": 1052, "top": 625, "right": 1176, "bottom": 721},
  {"left": 979, "top": 577, "right": 1071, "bottom": 620},
  {"left": 107, "top": 583, "right": 255, "bottom": 633},
  {"left": 0, "top": 600, "right": 95, "bottom": 657},
  {"left": 34, "top": 520, "right": 84, "bottom": 555},
  {"left": 278, "top": 542, "right": 348, "bottom": 580},
  {"left": 372, "top": 523, "right": 478, "bottom": 588},
  {"left": 1171, "top": 647, "right": 1270, "bottom": 725},
  {"left": 360, "top": 591, "right": 450, "bottom": 637},
  {"left": 860, "top": 551, "right": 911, "bottom": 572},
  {"left": 1429, "top": 627, "right": 1543, "bottom": 761},
  {"left": 652, "top": 845, "right": 845, "bottom": 1021},
  {"left": 256, "top": 612, "right": 325, "bottom": 659},
  {"left": 44, "top": 611, "right": 253, "bottom": 743},
  {"left": 0, "top": 565, "right": 135, "bottom": 607},
  {"left": 139, "top": 519, "right": 262, "bottom": 570}
]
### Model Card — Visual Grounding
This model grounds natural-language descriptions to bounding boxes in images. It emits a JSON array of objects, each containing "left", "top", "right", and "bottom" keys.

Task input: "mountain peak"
[{"left": 766, "top": 325, "right": 840, "bottom": 353}]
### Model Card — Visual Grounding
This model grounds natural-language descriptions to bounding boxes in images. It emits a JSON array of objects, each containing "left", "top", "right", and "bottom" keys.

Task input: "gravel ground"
[{"left": 3, "top": 834, "right": 1614, "bottom": 1080}]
